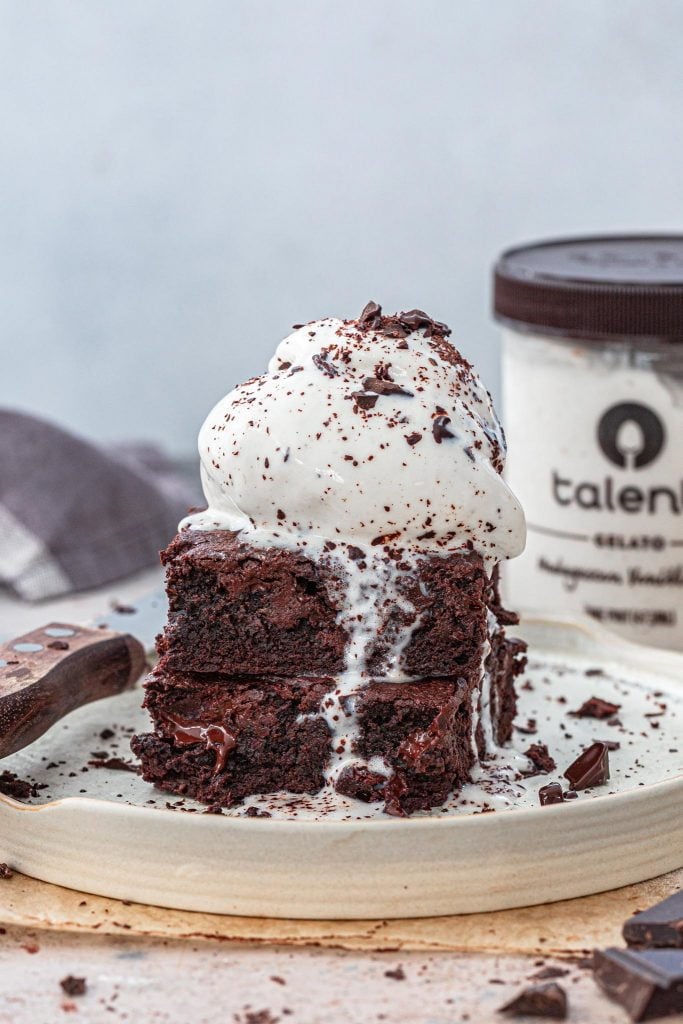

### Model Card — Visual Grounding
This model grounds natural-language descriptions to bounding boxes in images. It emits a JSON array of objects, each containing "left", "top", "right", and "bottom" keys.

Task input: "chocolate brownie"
[
  {"left": 131, "top": 669, "right": 333, "bottom": 805},
  {"left": 157, "top": 530, "right": 489, "bottom": 682},
  {"left": 347, "top": 679, "right": 475, "bottom": 815}
]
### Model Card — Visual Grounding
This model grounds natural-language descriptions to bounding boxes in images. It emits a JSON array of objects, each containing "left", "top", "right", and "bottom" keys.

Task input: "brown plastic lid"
[{"left": 494, "top": 235, "right": 683, "bottom": 342}]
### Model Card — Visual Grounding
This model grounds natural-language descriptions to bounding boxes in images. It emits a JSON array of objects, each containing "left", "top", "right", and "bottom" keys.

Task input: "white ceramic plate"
[{"left": 0, "top": 615, "right": 681, "bottom": 919}]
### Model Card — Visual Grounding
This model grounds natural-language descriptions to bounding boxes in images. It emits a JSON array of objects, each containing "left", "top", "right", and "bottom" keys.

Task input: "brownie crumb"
[
  {"left": 0, "top": 770, "right": 36, "bottom": 800},
  {"left": 87, "top": 757, "right": 138, "bottom": 773},
  {"left": 384, "top": 966, "right": 405, "bottom": 980},
  {"left": 60, "top": 976, "right": 87, "bottom": 997},
  {"left": 498, "top": 981, "right": 567, "bottom": 1019},
  {"left": 523, "top": 743, "right": 556, "bottom": 775},
  {"left": 0, "top": 864, "right": 13, "bottom": 879},
  {"left": 99, "top": 728, "right": 115, "bottom": 740},
  {"left": 245, "top": 807, "right": 272, "bottom": 818}
]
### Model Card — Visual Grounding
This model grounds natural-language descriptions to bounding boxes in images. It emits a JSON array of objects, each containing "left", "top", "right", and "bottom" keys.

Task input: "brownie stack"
[{"left": 131, "top": 528, "right": 526, "bottom": 815}]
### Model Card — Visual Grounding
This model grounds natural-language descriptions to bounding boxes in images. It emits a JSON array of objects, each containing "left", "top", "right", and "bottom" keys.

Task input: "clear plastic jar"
[{"left": 494, "top": 236, "right": 683, "bottom": 650}]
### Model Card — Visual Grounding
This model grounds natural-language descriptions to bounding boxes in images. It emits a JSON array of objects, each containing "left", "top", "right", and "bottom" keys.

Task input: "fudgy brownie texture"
[
  {"left": 345, "top": 679, "right": 474, "bottom": 815},
  {"left": 131, "top": 669, "right": 333, "bottom": 805},
  {"left": 475, "top": 631, "right": 527, "bottom": 755},
  {"left": 157, "top": 530, "right": 489, "bottom": 682}
]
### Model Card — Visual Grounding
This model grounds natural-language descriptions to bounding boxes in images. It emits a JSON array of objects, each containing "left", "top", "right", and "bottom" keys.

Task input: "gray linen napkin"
[{"left": 0, "top": 409, "right": 199, "bottom": 601}]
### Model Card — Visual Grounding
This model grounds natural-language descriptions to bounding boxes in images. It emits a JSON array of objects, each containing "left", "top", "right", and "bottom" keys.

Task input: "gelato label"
[{"left": 501, "top": 333, "right": 683, "bottom": 650}]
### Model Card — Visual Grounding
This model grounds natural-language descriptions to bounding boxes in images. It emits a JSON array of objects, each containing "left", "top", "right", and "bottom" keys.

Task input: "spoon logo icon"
[{"left": 597, "top": 402, "right": 665, "bottom": 470}]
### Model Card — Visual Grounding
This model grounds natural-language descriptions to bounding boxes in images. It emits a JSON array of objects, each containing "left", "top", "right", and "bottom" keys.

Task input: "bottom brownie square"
[{"left": 131, "top": 670, "right": 333, "bottom": 806}]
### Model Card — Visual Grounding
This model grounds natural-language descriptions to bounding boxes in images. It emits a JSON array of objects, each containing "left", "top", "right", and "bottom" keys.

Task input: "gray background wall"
[{"left": 1, "top": 0, "right": 681, "bottom": 454}]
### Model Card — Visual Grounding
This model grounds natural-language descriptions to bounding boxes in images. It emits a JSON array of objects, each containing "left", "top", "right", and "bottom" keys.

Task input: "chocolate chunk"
[
  {"left": 358, "top": 300, "right": 382, "bottom": 328},
  {"left": 398, "top": 708, "right": 452, "bottom": 771},
  {"left": 564, "top": 742, "right": 610, "bottom": 790},
  {"left": 432, "top": 415, "right": 454, "bottom": 443},
  {"left": 166, "top": 715, "right": 237, "bottom": 774},
  {"left": 336, "top": 764, "right": 386, "bottom": 803},
  {"left": 498, "top": 982, "right": 568, "bottom": 1019},
  {"left": 383, "top": 772, "right": 409, "bottom": 817},
  {"left": 100, "top": 728, "right": 115, "bottom": 740},
  {"left": 539, "top": 782, "right": 565, "bottom": 806},
  {"left": 624, "top": 891, "right": 683, "bottom": 949},
  {"left": 0, "top": 863, "right": 13, "bottom": 879},
  {"left": 312, "top": 352, "right": 338, "bottom": 378},
  {"left": 362, "top": 376, "right": 413, "bottom": 398},
  {"left": 524, "top": 743, "right": 556, "bottom": 775},
  {"left": 570, "top": 697, "right": 621, "bottom": 719},
  {"left": 60, "top": 976, "right": 87, "bottom": 997},
  {"left": 405, "top": 432, "right": 422, "bottom": 446},
  {"left": 593, "top": 947, "right": 683, "bottom": 1021},
  {"left": 351, "top": 392, "right": 379, "bottom": 411}
]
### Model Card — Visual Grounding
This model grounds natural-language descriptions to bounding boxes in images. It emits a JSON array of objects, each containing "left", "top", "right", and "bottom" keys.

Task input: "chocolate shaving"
[
  {"left": 570, "top": 696, "right": 621, "bottom": 719},
  {"left": 432, "top": 415, "right": 454, "bottom": 443},
  {"left": 357, "top": 301, "right": 451, "bottom": 338},
  {"left": 312, "top": 352, "right": 338, "bottom": 378},
  {"left": 358, "top": 300, "right": 383, "bottom": 328},
  {"left": 362, "top": 377, "right": 413, "bottom": 398},
  {"left": 351, "top": 392, "right": 379, "bottom": 411}
]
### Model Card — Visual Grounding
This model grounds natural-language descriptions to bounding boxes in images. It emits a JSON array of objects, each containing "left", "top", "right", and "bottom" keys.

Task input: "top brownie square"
[{"left": 157, "top": 530, "right": 490, "bottom": 680}]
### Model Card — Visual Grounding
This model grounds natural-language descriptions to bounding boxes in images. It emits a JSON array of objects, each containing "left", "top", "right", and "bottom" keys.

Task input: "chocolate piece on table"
[
  {"left": 498, "top": 981, "right": 568, "bottom": 1019},
  {"left": 593, "top": 947, "right": 683, "bottom": 1021},
  {"left": 0, "top": 623, "right": 146, "bottom": 760},
  {"left": 60, "top": 976, "right": 87, "bottom": 997},
  {"left": 564, "top": 742, "right": 610, "bottom": 790},
  {"left": 624, "top": 891, "right": 683, "bottom": 949},
  {"left": 538, "top": 782, "right": 565, "bottom": 806}
]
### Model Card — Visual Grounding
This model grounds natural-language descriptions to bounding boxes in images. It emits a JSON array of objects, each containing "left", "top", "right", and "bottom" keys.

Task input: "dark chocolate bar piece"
[
  {"left": 593, "top": 947, "right": 683, "bottom": 1021},
  {"left": 624, "top": 891, "right": 683, "bottom": 950}
]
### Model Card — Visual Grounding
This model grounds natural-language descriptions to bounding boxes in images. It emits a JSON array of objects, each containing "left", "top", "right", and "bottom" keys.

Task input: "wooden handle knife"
[{"left": 0, "top": 622, "right": 146, "bottom": 759}]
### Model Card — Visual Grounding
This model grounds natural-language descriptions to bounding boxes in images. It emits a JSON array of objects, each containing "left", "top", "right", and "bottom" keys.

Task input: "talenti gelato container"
[{"left": 494, "top": 235, "right": 683, "bottom": 650}]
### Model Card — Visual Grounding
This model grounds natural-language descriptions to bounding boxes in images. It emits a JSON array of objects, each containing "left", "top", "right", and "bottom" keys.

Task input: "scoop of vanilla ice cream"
[{"left": 184, "top": 305, "right": 526, "bottom": 562}]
